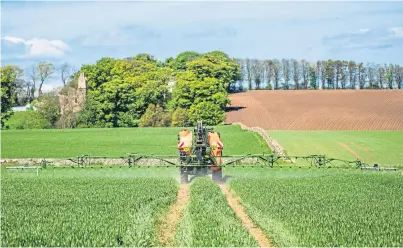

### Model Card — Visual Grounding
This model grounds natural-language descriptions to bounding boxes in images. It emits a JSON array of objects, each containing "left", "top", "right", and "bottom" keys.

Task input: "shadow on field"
[
  {"left": 222, "top": 175, "right": 233, "bottom": 183},
  {"left": 225, "top": 106, "right": 246, "bottom": 112}
]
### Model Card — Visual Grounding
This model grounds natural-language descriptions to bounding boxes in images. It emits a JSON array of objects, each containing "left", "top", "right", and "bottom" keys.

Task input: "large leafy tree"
[
  {"left": 167, "top": 51, "right": 240, "bottom": 125},
  {"left": 186, "top": 51, "right": 241, "bottom": 92},
  {"left": 78, "top": 56, "right": 174, "bottom": 127},
  {"left": 35, "top": 90, "right": 60, "bottom": 128},
  {"left": 169, "top": 71, "right": 230, "bottom": 110},
  {"left": 138, "top": 104, "right": 171, "bottom": 127},
  {"left": 167, "top": 51, "right": 201, "bottom": 71},
  {"left": 1, "top": 65, "right": 23, "bottom": 128},
  {"left": 188, "top": 102, "right": 226, "bottom": 126}
]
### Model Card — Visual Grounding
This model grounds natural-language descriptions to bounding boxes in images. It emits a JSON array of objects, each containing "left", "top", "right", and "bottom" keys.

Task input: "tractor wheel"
[
  {"left": 212, "top": 167, "right": 222, "bottom": 183},
  {"left": 180, "top": 167, "right": 189, "bottom": 184}
]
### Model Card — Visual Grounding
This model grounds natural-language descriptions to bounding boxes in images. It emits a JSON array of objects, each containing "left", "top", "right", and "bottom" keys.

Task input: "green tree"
[
  {"left": 1, "top": 65, "right": 23, "bottom": 128},
  {"left": 169, "top": 72, "right": 230, "bottom": 110},
  {"left": 76, "top": 97, "right": 104, "bottom": 128},
  {"left": 16, "top": 111, "right": 51, "bottom": 129},
  {"left": 139, "top": 104, "right": 171, "bottom": 127},
  {"left": 188, "top": 102, "right": 226, "bottom": 126},
  {"left": 171, "top": 108, "right": 190, "bottom": 127},
  {"left": 168, "top": 51, "right": 201, "bottom": 71},
  {"left": 186, "top": 51, "right": 241, "bottom": 92},
  {"left": 35, "top": 90, "right": 60, "bottom": 128},
  {"left": 78, "top": 57, "right": 172, "bottom": 127}
]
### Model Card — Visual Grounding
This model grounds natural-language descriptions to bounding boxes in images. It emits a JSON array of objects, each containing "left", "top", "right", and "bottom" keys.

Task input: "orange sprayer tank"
[
  {"left": 178, "top": 129, "right": 192, "bottom": 155},
  {"left": 208, "top": 131, "right": 223, "bottom": 171}
]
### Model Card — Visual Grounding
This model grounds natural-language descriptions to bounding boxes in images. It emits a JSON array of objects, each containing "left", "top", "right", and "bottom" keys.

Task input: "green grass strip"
[{"left": 1, "top": 125, "right": 271, "bottom": 158}]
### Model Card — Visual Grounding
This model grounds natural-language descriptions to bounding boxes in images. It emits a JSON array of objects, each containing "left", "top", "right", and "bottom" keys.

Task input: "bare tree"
[
  {"left": 235, "top": 58, "right": 246, "bottom": 91},
  {"left": 376, "top": 64, "right": 386, "bottom": 89},
  {"left": 24, "top": 79, "right": 33, "bottom": 101},
  {"left": 272, "top": 59, "right": 281, "bottom": 90},
  {"left": 27, "top": 65, "right": 39, "bottom": 100},
  {"left": 366, "top": 64, "right": 376, "bottom": 89},
  {"left": 251, "top": 59, "right": 264, "bottom": 89},
  {"left": 290, "top": 59, "right": 301, "bottom": 89},
  {"left": 324, "top": 60, "right": 335, "bottom": 89},
  {"left": 263, "top": 60, "right": 273, "bottom": 89},
  {"left": 384, "top": 64, "right": 395, "bottom": 89},
  {"left": 334, "top": 60, "right": 342, "bottom": 89},
  {"left": 59, "top": 62, "right": 75, "bottom": 87},
  {"left": 281, "top": 59, "right": 291, "bottom": 89},
  {"left": 36, "top": 61, "right": 54, "bottom": 95},
  {"left": 394, "top": 65, "right": 403, "bottom": 89},
  {"left": 318, "top": 61, "right": 325, "bottom": 89},
  {"left": 340, "top": 61, "right": 348, "bottom": 89},
  {"left": 348, "top": 61, "right": 357, "bottom": 89},
  {"left": 301, "top": 60, "right": 309, "bottom": 89},
  {"left": 245, "top": 59, "right": 253, "bottom": 90},
  {"left": 357, "top": 63, "right": 366, "bottom": 89}
]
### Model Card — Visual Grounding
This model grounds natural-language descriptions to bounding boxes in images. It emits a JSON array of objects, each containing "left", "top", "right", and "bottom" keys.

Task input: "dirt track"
[
  {"left": 157, "top": 184, "right": 189, "bottom": 246},
  {"left": 219, "top": 184, "right": 272, "bottom": 247},
  {"left": 225, "top": 90, "right": 403, "bottom": 130}
]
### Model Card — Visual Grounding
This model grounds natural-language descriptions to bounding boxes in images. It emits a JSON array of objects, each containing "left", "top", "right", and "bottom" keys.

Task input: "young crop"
[
  {"left": 1, "top": 177, "right": 178, "bottom": 247},
  {"left": 229, "top": 172, "right": 403, "bottom": 247},
  {"left": 1, "top": 125, "right": 270, "bottom": 158},
  {"left": 174, "top": 178, "right": 257, "bottom": 247}
]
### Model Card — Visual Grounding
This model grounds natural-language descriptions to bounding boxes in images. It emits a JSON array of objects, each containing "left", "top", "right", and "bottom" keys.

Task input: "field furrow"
[
  {"left": 225, "top": 90, "right": 403, "bottom": 130},
  {"left": 219, "top": 184, "right": 272, "bottom": 247},
  {"left": 157, "top": 184, "right": 190, "bottom": 246}
]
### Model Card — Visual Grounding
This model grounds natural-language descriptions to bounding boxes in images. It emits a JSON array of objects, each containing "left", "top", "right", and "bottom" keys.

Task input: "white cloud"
[
  {"left": 3, "top": 36, "right": 25, "bottom": 44},
  {"left": 2, "top": 36, "right": 70, "bottom": 58}
]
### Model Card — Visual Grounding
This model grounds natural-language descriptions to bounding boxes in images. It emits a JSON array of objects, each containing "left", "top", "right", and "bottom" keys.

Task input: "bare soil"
[
  {"left": 157, "top": 184, "right": 190, "bottom": 246},
  {"left": 219, "top": 184, "right": 272, "bottom": 247},
  {"left": 225, "top": 90, "right": 403, "bottom": 130}
]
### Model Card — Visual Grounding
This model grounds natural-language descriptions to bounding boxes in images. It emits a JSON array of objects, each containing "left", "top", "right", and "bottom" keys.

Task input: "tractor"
[{"left": 177, "top": 121, "right": 223, "bottom": 184}]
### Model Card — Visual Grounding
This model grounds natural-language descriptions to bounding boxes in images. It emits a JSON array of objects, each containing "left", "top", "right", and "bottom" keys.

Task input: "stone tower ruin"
[{"left": 59, "top": 73, "right": 87, "bottom": 116}]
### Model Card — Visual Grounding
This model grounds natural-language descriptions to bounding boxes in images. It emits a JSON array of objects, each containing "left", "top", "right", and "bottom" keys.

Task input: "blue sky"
[{"left": 1, "top": 1, "right": 403, "bottom": 91}]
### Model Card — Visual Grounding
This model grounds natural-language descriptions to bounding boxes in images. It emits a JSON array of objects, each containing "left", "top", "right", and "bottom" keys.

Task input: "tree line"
[
  {"left": 235, "top": 59, "right": 402, "bottom": 90},
  {"left": 1, "top": 51, "right": 402, "bottom": 129}
]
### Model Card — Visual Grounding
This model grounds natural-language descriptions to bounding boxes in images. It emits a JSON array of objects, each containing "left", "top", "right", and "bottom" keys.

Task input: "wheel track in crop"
[
  {"left": 219, "top": 184, "right": 272, "bottom": 247},
  {"left": 336, "top": 141, "right": 362, "bottom": 160},
  {"left": 157, "top": 184, "right": 190, "bottom": 246}
]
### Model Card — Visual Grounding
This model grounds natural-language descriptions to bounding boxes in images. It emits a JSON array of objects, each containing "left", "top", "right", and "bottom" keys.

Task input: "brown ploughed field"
[{"left": 225, "top": 90, "right": 403, "bottom": 130}]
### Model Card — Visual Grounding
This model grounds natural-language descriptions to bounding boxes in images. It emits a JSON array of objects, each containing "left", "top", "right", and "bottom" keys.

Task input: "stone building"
[{"left": 59, "top": 73, "right": 87, "bottom": 116}]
